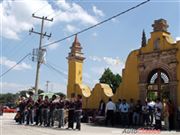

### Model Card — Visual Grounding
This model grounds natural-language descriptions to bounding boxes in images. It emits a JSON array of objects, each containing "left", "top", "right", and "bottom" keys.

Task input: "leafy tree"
[
  {"left": 99, "top": 68, "right": 122, "bottom": 93},
  {"left": 55, "top": 92, "right": 66, "bottom": 98},
  {"left": 38, "top": 89, "right": 44, "bottom": 94},
  {"left": 0, "top": 93, "right": 18, "bottom": 107},
  {"left": 0, "top": 88, "right": 45, "bottom": 107},
  {"left": 19, "top": 87, "right": 44, "bottom": 97}
]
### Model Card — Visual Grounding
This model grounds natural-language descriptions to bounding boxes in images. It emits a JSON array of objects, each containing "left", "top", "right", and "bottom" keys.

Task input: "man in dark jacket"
[
  {"left": 67, "top": 93, "right": 75, "bottom": 129},
  {"left": 42, "top": 96, "right": 50, "bottom": 126},
  {"left": 26, "top": 95, "right": 34, "bottom": 125},
  {"left": 74, "top": 95, "right": 82, "bottom": 131},
  {"left": 47, "top": 95, "right": 56, "bottom": 127},
  {"left": 35, "top": 95, "right": 43, "bottom": 125}
]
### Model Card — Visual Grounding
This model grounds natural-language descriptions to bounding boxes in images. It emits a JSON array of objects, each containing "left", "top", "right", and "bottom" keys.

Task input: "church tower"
[{"left": 67, "top": 35, "right": 85, "bottom": 98}]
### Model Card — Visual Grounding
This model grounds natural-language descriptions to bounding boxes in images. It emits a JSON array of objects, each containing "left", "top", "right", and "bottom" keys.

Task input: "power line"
[
  {"left": 33, "top": 4, "right": 49, "bottom": 15},
  {"left": 45, "top": 63, "right": 67, "bottom": 78},
  {"left": 3, "top": 34, "right": 29, "bottom": 53},
  {"left": 0, "top": 4, "right": 52, "bottom": 79},
  {"left": 46, "top": 60, "right": 66, "bottom": 72},
  {"left": 43, "top": 0, "right": 150, "bottom": 47},
  {"left": 0, "top": 53, "right": 31, "bottom": 78},
  {"left": 5, "top": 35, "right": 36, "bottom": 60},
  {"left": 3, "top": 3, "right": 50, "bottom": 58}
]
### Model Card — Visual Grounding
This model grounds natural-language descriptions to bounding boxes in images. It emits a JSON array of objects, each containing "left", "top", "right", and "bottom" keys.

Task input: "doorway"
[{"left": 147, "top": 68, "right": 170, "bottom": 101}]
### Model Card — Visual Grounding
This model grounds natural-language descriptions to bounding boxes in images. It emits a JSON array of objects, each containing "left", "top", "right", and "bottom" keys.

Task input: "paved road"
[{"left": 0, "top": 113, "right": 179, "bottom": 135}]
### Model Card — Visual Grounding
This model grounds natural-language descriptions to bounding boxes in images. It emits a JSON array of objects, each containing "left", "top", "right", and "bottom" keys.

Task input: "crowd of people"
[
  {"left": 15, "top": 94, "right": 82, "bottom": 131},
  {"left": 15, "top": 93, "right": 175, "bottom": 131},
  {"left": 98, "top": 98, "right": 175, "bottom": 130}
]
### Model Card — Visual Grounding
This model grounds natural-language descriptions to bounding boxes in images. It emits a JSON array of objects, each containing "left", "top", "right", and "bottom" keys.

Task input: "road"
[{"left": 0, "top": 113, "right": 179, "bottom": 135}]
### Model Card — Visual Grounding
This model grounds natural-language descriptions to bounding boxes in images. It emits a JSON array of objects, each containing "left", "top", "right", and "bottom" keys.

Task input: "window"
[
  {"left": 154, "top": 38, "right": 160, "bottom": 50},
  {"left": 148, "top": 69, "right": 169, "bottom": 84}
]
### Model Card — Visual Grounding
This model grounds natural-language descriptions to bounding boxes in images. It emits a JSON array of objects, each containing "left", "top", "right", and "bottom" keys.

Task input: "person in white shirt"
[
  {"left": 119, "top": 99, "right": 129, "bottom": 127},
  {"left": 142, "top": 101, "right": 150, "bottom": 126},
  {"left": 147, "top": 99, "right": 155, "bottom": 125},
  {"left": 105, "top": 98, "right": 116, "bottom": 126},
  {"left": 155, "top": 108, "right": 162, "bottom": 129},
  {"left": 155, "top": 98, "right": 163, "bottom": 111}
]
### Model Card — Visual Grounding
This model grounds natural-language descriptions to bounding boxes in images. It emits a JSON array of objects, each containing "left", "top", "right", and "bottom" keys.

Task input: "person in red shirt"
[
  {"left": 57, "top": 95, "right": 65, "bottom": 128},
  {"left": 74, "top": 95, "right": 82, "bottom": 130},
  {"left": 42, "top": 96, "right": 50, "bottom": 126},
  {"left": 47, "top": 95, "right": 56, "bottom": 127},
  {"left": 35, "top": 95, "right": 43, "bottom": 125},
  {"left": 26, "top": 95, "right": 34, "bottom": 125},
  {"left": 67, "top": 93, "right": 75, "bottom": 129}
]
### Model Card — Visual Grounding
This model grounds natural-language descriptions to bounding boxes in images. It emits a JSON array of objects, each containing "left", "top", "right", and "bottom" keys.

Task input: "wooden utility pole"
[
  {"left": 30, "top": 14, "right": 53, "bottom": 98},
  {"left": 46, "top": 80, "right": 50, "bottom": 93}
]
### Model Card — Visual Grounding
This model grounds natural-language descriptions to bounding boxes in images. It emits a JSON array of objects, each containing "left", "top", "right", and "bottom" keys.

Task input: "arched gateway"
[
  {"left": 147, "top": 68, "right": 170, "bottom": 100},
  {"left": 138, "top": 48, "right": 178, "bottom": 106}
]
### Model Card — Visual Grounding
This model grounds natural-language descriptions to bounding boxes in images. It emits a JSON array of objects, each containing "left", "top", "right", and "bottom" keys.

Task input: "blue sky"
[{"left": 0, "top": 0, "right": 180, "bottom": 94}]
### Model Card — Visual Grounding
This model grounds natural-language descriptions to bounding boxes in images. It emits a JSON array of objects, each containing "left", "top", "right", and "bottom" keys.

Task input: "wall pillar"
[{"left": 139, "top": 83, "right": 147, "bottom": 102}]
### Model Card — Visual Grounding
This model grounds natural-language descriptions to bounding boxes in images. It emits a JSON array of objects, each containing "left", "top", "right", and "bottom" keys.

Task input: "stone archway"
[
  {"left": 138, "top": 48, "right": 178, "bottom": 105},
  {"left": 146, "top": 68, "right": 170, "bottom": 100}
]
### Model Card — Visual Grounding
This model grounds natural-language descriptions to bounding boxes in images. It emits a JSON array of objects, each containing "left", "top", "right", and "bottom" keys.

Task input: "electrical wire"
[
  {"left": 0, "top": 53, "right": 31, "bottom": 78},
  {"left": 4, "top": 35, "right": 35, "bottom": 60},
  {"left": 33, "top": 4, "right": 49, "bottom": 15},
  {"left": 46, "top": 60, "right": 66, "bottom": 72},
  {"left": 42, "top": 0, "right": 150, "bottom": 47},
  {"left": 44, "top": 63, "right": 67, "bottom": 78},
  {"left": 45, "top": 62, "right": 92, "bottom": 85}
]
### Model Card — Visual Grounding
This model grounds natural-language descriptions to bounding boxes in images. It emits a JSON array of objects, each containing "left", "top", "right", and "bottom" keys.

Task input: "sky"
[{"left": 0, "top": 0, "right": 180, "bottom": 94}]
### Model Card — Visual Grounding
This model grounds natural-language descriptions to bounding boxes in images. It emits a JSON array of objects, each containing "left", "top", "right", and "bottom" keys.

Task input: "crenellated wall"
[{"left": 74, "top": 83, "right": 113, "bottom": 109}]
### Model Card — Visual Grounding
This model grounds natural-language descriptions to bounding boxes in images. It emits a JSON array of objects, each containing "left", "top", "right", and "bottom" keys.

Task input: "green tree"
[
  {"left": 99, "top": 68, "right": 122, "bottom": 93},
  {"left": 55, "top": 92, "right": 66, "bottom": 98},
  {"left": 19, "top": 87, "right": 44, "bottom": 97},
  {"left": 0, "top": 93, "right": 18, "bottom": 107}
]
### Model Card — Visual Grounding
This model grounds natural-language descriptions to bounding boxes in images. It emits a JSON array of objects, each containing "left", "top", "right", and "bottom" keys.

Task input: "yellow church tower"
[{"left": 67, "top": 35, "right": 85, "bottom": 98}]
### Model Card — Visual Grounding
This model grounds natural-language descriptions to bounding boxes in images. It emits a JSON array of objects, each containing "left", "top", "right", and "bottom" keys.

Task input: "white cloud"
[
  {"left": 57, "top": 0, "right": 71, "bottom": 11},
  {"left": 0, "top": 82, "right": 31, "bottom": 93},
  {"left": 111, "top": 18, "right": 119, "bottom": 23},
  {"left": 103, "top": 57, "right": 121, "bottom": 66},
  {"left": 176, "top": 37, "right": 180, "bottom": 41},
  {"left": 89, "top": 56, "right": 125, "bottom": 75},
  {"left": 92, "top": 32, "right": 98, "bottom": 37},
  {"left": 91, "top": 66, "right": 105, "bottom": 75},
  {"left": 89, "top": 56, "right": 122, "bottom": 66},
  {"left": 46, "top": 39, "right": 59, "bottom": 50},
  {"left": 55, "top": 3, "right": 98, "bottom": 25},
  {"left": 89, "top": 56, "right": 102, "bottom": 62},
  {"left": 65, "top": 24, "right": 79, "bottom": 33},
  {"left": 0, "top": 57, "right": 32, "bottom": 70},
  {"left": 0, "top": 0, "right": 98, "bottom": 40},
  {"left": 47, "top": 43, "right": 59, "bottom": 50},
  {"left": 92, "top": 5, "right": 104, "bottom": 17},
  {"left": 0, "top": 0, "right": 54, "bottom": 40}
]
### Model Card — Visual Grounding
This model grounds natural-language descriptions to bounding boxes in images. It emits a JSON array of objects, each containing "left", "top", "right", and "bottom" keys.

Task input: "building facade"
[{"left": 67, "top": 19, "right": 180, "bottom": 111}]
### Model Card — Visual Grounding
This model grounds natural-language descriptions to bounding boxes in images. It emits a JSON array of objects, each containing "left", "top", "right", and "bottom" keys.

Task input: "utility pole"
[
  {"left": 46, "top": 80, "right": 50, "bottom": 93},
  {"left": 30, "top": 14, "right": 53, "bottom": 99}
]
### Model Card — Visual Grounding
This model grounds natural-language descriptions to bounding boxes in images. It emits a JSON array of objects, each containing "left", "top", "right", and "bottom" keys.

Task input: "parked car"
[{"left": 3, "top": 106, "right": 16, "bottom": 113}]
